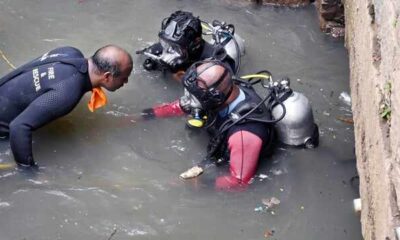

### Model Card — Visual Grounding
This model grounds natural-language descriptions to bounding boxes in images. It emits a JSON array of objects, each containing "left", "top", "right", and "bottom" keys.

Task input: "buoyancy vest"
[{"left": 206, "top": 83, "right": 272, "bottom": 161}]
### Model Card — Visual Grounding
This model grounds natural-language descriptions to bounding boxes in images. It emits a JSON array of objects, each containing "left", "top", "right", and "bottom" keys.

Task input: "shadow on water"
[{"left": 0, "top": 0, "right": 361, "bottom": 239}]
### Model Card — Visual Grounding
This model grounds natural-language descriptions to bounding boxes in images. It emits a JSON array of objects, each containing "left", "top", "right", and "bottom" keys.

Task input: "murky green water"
[{"left": 0, "top": 0, "right": 360, "bottom": 239}]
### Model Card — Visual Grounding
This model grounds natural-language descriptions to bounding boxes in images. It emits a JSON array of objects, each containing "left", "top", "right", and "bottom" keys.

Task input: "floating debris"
[
  {"left": 337, "top": 116, "right": 354, "bottom": 124},
  {"left": 323, "top": 111, "right": 330, "bottom": 116},
  {"left": 339, "top": 92, "right": 352, "bottom": 106},
  {"left": 179, "top": 166, "right": 203, "bottom": 179},
  {"left": 264, "top": 228, "right": 275, "bottom": 239},
  {"left": 262, "top": 197, "right": 281, "bottom": 209},
  {"left": 271, "top": 169, "right": 283, "bottom": 176},
  {"left": 259, "top": 174, "right": 269, "bottom": 179},
  {"left": 254, "top": 206, "right": 264, "bottom": 212}
]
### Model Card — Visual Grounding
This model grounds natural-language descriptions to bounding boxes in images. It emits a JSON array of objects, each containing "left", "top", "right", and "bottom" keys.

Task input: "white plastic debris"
[
  {"left": 259, "top": 174, "right": 269, "bottom": 179},
  {"left": 262, "top": 197, "right": 281, "bottom": 209},
  {"left": 179, "top": 166, "right": 203, "bottom": 179},
  {"left": 353, "top": 198, "right": 361, "bottom": 213},
  {"left": 339, "top": 92, "right": 352, "bottom": 106}
]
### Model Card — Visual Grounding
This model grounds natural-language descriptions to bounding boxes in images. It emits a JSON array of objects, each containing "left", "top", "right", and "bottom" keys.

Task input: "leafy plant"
[
  {"left": 380, "top": 82, "right": 392, "bottom": 120},
  {"left": 380, "top": 104, "right": 391, "bottom": 120}
]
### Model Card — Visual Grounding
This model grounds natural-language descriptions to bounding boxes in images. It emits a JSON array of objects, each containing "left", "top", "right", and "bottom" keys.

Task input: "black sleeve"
[{"left": 9, "top": 80, "right": 81, "bottom": 166}]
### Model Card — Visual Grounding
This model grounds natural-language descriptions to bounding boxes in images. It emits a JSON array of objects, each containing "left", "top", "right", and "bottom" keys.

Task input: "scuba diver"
[
  {"left": 136, "top": 10, "right": 244, "bottom": 79},
  {"left": 0, "top": 45, "right": 133, "bottom": 167},
  {"left": 141, "top": 60, "right": 319, "bottom": 190}
]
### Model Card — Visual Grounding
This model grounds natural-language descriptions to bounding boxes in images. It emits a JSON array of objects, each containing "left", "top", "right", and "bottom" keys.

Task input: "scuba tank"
[
  {"left": 179, "top": 60, "right": 319, "bottom": 150},
  {"left": 240, "top": 74, "right": 319, "bottom": 149},
  {"left": 201, "top": 20, "right": 245, "bottom": 73},
  {"left": 272, "top": 91, "right": 319, "bottom": 148}
]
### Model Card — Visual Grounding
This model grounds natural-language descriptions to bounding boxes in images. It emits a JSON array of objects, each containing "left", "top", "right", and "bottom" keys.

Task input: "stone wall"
[
  {"left": 251, "top": 0, "right": 345, "bottom": 37},
  {"left": 316, "top": 0, "right": 345, "bottom": 38},
  {"left": 345, "top": 0, "right": 400, "bottom": 239},
  {"left": 254, "top": 0, "right": 310, "bottom": 7}
]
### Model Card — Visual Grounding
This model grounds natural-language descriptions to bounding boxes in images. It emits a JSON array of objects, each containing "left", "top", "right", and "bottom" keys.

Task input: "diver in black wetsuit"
[
  {"left": 136, "top": 11, "right": 243, "bottom": 79},
  {"left": 0, "top": 45, "right": 133, "bottom": 167}
]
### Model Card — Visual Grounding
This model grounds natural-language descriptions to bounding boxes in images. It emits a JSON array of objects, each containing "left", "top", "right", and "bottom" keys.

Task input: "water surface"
[{"left": 0, "top": 1, "right": 360, "bottom": 239}]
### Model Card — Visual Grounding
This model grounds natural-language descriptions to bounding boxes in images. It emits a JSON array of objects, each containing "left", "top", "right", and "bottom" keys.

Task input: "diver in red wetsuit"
[{"left": 142, "top": 60, "right": 272, "bottom": 190}]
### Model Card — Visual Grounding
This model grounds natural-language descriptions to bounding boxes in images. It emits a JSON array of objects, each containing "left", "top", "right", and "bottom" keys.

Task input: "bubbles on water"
[
  {"left": 28, "top": 179, "right": 48, "bottom": 185},
  {"left": 126, "top": 229, "right": 148, "bottom": 236},
  {"left": 12, "top": 189, "right": 27, "bottom": 194},
  {"left": 45, "top": 190, "right": 77, "bottom": 202},
  {"left": 0, "top": 202, "right": 11, "bottom": 208},
  {"left": 270, "top": 168, "right": 287, "bottom": 176},
  {"left": 0, "top": 148, "right": 11, "bottom": 162},
  {"left": 167, "top": 139, "right": 186, "bottom": 155},
  {"left": 105, "top": 110, "right": 129, "bottom": 117},
  {"left": 0, "top": 171, "right": 16, "bottom": 179}
]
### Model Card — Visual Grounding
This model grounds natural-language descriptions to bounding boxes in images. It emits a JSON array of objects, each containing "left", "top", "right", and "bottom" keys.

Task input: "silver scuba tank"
[
  {"left": 271, "top": 81, "right": 319, "bottom": 148},
  {"left": 205, "top": 21, "right": 245, "bottom": 73},
  {"left": 222, "top": 34, "right": 245, "bottom": 71}
]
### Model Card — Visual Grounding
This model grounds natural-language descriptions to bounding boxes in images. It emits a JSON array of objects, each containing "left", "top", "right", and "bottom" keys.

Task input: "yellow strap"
[
  {"left": 201, "top": 22, "right": 212, "bottom": 31},
  {"left": 0, "top": 48, "right": 16, "bottom": 70},
  {"left": 0, "top": 163, "right": 15, "bottom": 170},
  {"left": 240, "top": 74, "right": 271, "bottom": 79}
]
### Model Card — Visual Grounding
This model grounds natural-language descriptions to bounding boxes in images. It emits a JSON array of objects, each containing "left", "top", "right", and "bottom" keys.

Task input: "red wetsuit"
[{"left": 147, "top": 87, "right": 271, "bottom": 191}]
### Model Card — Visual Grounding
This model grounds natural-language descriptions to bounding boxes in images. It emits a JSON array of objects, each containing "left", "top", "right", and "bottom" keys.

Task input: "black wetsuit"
[
  {"left": 146, "top": 41, "right": 236, "bottom": 73},
  {"left": 0, "top": 46, "right": 92, "bottom": 166},
  {"left": 198, "top": 42, "right": 236, "bottom": 73}
]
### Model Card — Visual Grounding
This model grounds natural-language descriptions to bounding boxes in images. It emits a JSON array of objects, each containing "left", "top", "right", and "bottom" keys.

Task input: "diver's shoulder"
[{"left": 51, "top": 46, "right": 85, "bottom": 58}]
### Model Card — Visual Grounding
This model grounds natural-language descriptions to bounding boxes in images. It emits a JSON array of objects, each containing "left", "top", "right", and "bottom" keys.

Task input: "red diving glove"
[{"left": 141, "top": 99, "right": 185, "bottom": 119}]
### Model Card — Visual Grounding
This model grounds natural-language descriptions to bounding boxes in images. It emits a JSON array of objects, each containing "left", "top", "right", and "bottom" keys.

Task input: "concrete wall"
[{"left": 344, "top": 0, "right": 400, "bottom": 239}]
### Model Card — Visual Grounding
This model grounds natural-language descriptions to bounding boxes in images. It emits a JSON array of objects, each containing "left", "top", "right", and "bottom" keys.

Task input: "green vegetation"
[{"left": 380, "top": 82, "right": 392, "bottom": 120}]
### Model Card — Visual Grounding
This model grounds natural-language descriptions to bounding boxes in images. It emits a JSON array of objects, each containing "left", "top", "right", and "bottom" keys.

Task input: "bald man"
[
  {"left": 0, "top": 45, "right": 133, "bottom": 166},
  {"left": 142, "top": 60, "right": 272, "bottom": 190}
]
